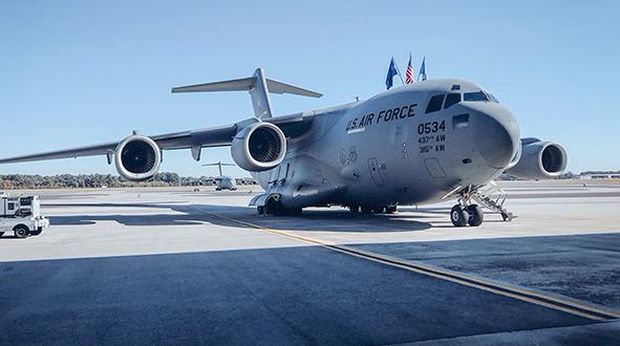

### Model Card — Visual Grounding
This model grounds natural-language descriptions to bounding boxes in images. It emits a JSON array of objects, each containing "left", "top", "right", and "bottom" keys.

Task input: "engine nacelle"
[
  {"left": 231, "top": 122, "right": 286, "bottom": 172},
  {"left": 114, "top": 135, "right": 162, "bottom": 181},
  {"left": 505, "top": 138, "right": 567, "bottom": 179}
]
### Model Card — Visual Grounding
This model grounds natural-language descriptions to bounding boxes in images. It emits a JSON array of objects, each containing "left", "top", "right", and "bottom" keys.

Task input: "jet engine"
[
  {"left": 505, "top": 138, "right": 567, "bottom": 179},
  {"left": 231, "top": 122, "right": 286, "bottom": 171},
  {"left": 114, "top": 135, "right": 162, "bottom": 181}
]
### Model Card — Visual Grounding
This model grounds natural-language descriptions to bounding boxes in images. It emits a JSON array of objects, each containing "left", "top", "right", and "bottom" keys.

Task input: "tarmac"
[{"left": 0, "top": 180, "right": 619, "bottom": 344}]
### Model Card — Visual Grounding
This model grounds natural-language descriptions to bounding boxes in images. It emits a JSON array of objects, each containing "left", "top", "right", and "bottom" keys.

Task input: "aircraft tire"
[
  {"left": 466, "top": 205, "right": 484, "bottom": 227},
  {"left": 450, "top": 205, "right": 469, "bottom": 227},
  {"left": 13, "top": 225, "right": 30, "bottom": 239}
]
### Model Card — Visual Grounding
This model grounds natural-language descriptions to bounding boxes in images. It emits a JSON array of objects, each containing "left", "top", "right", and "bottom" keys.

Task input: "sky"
[{"left": 1, "top": 0, "right": 619, "bottom": 177}]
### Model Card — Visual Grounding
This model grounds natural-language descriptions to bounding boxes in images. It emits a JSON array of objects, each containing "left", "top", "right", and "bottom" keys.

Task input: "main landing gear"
[
  {"left": 348, "top": 205, "right": 398, "bottom": 214},
  {"left": 257, "top": 195, "right": 302, "bottom": 216}
]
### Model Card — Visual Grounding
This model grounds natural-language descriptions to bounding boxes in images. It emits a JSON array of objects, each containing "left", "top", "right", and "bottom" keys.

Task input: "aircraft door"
[
  {"left": 424, "top": 158, "right": 446, "bottom": 179},
  {"left": 368, "top": 158, "right": 385, "bottom": 186}
]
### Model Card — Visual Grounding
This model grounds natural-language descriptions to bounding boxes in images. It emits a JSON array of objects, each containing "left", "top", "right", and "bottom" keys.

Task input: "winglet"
[{"left": 171, "top": 68, "right": 322, "bottom": 119}]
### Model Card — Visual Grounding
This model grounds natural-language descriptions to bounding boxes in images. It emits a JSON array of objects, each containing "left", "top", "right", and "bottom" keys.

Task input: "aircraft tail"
[
  {"left": 202, "top": 161, "right": 235, "bottom": 177},
  {"left": 171, "top": 68, "right": 322, "bottom": 119}
]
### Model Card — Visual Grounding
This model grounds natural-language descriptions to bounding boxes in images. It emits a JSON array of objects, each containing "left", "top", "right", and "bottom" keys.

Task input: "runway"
[{"left": 1, "top": 180, "right": 619, "bottom": 344}]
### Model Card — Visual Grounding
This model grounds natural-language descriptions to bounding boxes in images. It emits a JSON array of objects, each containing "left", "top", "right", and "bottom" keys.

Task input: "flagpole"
[{"left": 393, "top": 57, "right": 405, "bottom": 85}]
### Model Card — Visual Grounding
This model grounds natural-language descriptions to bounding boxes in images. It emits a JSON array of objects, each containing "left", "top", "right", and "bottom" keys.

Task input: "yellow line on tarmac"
[{"left": 206, "top": 212, "right": 620, "bottom": 321}]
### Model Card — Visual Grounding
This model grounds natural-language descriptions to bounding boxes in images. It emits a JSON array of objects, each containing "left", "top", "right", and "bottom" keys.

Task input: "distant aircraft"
[
  {"left": 203, "top": 161, "right": 237, "bottom": 191},
  {"left": 0, "top": 68, "right": 567, "bottom": 226}
]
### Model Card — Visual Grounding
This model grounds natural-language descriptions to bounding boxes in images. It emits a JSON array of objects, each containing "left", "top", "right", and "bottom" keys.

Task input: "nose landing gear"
[
  {"left": 450, "top": 204, "right": 483, "bottom": 227},
  {"left": 449, "top": 183, "right": 516, "bottom": 227}
]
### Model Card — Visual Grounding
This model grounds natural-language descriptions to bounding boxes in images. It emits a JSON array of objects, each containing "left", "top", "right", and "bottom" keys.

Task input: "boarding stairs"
[{"left": 472, "top": 181, "right": 514, "bottom": 221}]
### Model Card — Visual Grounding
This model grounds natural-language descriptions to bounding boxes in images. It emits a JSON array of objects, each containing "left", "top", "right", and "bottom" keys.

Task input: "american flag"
[{"left": 405, "top": 53, "right": 415, "bottom": 84}]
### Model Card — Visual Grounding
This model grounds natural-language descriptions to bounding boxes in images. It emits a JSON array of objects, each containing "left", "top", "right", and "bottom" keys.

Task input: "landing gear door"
[{"left": 368, "top": 158, "right": 385, "bottom": 186}]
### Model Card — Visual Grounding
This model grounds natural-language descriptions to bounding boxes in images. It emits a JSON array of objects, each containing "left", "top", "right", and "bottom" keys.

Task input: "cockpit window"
[
  {"left": 463, "top": 91, "right": 489, "bottom": 102},
  {"left": 425, "top": 94, "right": 445, "bottom": 114},
  {"left": 487, "top": 93, "right": 499, "bottom": 103},
  {"left": 443, "top": 93, "right": 461, "bottom": 109}
]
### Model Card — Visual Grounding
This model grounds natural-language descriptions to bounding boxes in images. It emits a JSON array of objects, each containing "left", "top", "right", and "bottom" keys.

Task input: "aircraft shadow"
[{"left": 45, "top": 202, "right": 434, "bottom": 232}]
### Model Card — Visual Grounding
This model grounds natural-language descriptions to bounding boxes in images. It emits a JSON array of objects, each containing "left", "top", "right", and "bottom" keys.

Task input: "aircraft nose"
[{"left": 472, "top": 107, "right": 520, "bottom": 169}]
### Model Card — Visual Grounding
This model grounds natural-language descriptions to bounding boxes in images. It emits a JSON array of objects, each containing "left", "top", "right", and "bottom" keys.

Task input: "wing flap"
[
  {"left": 0, "top": 124, "right": 239, "bottom": 165},
  {"left": 0, "top": 142, "right": 118, "bottom": 164}
]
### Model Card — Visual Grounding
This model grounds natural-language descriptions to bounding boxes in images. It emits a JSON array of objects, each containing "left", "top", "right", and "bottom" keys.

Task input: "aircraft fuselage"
[{"left": 253, "top": 79, "right": 520, "bottom": 209}]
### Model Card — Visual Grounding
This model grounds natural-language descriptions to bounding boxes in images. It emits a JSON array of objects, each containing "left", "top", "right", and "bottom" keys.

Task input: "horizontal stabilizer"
[
  {"left": 202, "top": 163, "right": 236, "bottom": 167},
  {"left": 172, "top": 68, "right": 322, "bottom": 119},
  {"left": 172, "top": 77, "right": 322, "bottom": 98},
  {"left": 265, "top": 79, "right": 322, "bottom": 98},
  {"left": 172, "top": 77, "right": 255, "bottom": 93}
]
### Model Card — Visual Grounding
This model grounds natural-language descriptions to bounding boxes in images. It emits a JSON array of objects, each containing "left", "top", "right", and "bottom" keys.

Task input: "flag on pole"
[
  {"left": 405, "top": 53, "right": 415, "bottom": 84},
  {"left": 385, "top": 57, "right": 399, "bottom": 90},
  {"left": 418, "top": 57, "right": 427, "bottom": 81}
]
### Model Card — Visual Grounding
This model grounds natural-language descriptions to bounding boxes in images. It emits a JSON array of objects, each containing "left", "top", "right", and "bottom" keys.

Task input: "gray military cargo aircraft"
[
  {"left": 202, "top": 161, "right": 237, "bottom": 191},
  {"left": 0, "top": 68, "right": 567, "bottom": 226}
]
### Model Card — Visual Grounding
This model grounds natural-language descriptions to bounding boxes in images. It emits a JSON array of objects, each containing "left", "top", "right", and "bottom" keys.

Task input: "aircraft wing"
[{"left": 0, "top": 116, "right": 313, "bottom": 165}]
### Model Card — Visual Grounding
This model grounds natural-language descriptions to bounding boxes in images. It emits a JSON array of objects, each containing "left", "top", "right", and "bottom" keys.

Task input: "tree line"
[{"left": 0, "top": 173, "right": 257, "bottom": 190}]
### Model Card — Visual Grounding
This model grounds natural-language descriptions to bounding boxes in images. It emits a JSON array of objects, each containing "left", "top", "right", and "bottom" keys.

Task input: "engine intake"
[
  {"left": 115, "top": 135, "right": 161, "bottom": 181},
  {"left": 231, "top": 122, "right": 286, "bottom": 171},
  {"left": 505, "top": 138, "right": 567, "bottom": 179}
]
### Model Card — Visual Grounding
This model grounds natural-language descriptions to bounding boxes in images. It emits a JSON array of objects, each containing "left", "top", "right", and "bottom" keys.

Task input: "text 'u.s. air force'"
[{"left": 346, "top": 103, "right": 418, "bottom": 132}]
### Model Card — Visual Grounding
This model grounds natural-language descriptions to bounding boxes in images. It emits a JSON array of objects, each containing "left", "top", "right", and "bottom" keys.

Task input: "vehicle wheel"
[
  {"left": 466, "top": 204, "right": 484, "bottom": 227},
  {"left": 30, "top": 227, "right": 43, "bottom": 236},
  {"left": 450, "top": 205, "right": 469, "bottom": 227},
  {"left": 13, "top": 225, "right": 30, "bottom": 239}
]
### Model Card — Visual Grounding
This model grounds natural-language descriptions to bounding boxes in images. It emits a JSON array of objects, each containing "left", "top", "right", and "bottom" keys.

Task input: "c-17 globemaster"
[
  {"left": 202, "top": 161, "right": 237, "bottom": 191},
  {"left": 0, "top": 68, "right": 567, "bottom": 226}
]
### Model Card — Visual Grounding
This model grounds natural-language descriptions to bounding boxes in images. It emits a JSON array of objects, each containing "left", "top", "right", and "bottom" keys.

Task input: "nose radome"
[{"left": 472, "top": 108, "right": 520, "bottom": 169}]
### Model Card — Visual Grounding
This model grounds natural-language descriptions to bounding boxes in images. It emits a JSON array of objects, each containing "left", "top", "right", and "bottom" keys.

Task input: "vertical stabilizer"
[{"left": 249, "top": 68, "right": 273, "bottom": 119}]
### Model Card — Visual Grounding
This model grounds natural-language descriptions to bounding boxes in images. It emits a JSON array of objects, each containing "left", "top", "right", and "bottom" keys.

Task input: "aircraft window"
[
  {"left": 425, "top": 94, "right": 445, "bottom": 114},
  {"left": 453, "top": 113, "right": 469, "bottom": 129},
  {"left": 443, "top": 93, "right": 461, "bottom": 109},
  {"left": 487, "top": 92, "right": 499, "bottom": 103},
  {"left": 463, "top": 91, "right": 489, "bottom": 102}
]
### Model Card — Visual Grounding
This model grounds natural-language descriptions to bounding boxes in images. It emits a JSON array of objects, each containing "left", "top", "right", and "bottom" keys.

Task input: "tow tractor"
[{"left": 0, "top": 192, "right": 50, "bottom": 238}]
